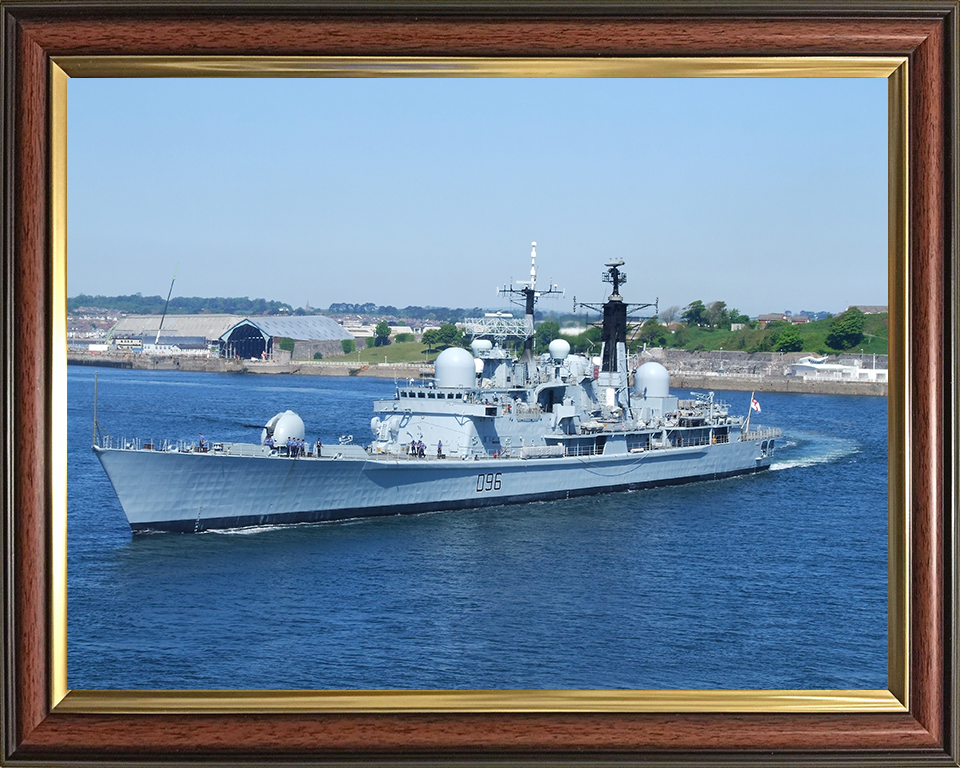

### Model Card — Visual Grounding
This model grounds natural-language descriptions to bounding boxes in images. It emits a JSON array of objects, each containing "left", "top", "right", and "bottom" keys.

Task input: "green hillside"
[
  {"left": 625, "top": 311, "right": 888, "bottom": 355},
  {"left": 325, "top": 341, "right": 440, "bottom": 365},
  {"left": 556, "top": 309, "right": 887, "bottom": 356}
]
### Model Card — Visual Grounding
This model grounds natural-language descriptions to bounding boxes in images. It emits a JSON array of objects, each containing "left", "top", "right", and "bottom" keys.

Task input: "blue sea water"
[{"left": 67, "top": 366, "right": 887, "bottom": 691}]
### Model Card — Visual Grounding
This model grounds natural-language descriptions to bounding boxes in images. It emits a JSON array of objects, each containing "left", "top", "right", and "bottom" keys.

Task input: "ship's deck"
[{"left": 96, "top": 423, "right": 782, "bottom": 464}]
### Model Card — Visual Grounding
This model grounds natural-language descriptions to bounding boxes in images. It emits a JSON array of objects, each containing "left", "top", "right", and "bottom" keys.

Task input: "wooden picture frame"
[{"left": 2, "top": 2, "right": 957, "bottom": 765}]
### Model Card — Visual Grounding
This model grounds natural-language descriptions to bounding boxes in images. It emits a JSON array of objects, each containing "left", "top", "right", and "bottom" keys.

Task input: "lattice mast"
[{"left": 496, "top": 242, "right": 564, "bottom": 362}]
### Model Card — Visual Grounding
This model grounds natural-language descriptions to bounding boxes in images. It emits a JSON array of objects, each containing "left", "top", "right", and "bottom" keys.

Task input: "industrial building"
[
  {"left": 109, "top": 314, "right": 353, "bottom": 360},
  {"left": 220, "top": 316, "right": 352, "bottom": 360},
  {"left": 109, "top": 314, "right": 241, "bottom": 350}
]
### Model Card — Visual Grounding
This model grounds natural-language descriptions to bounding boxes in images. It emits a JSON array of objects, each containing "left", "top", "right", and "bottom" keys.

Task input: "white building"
[{"left": 788, "top": 356, "right": 888, "bottom": 383}]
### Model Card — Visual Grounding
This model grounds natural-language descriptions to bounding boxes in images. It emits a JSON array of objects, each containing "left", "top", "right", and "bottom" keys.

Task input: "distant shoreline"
[{"left": 66, "top": 351, "right": 888, "bottom": 396}]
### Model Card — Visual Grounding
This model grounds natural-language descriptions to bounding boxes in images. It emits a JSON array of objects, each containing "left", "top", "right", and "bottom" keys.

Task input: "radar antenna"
[
  {"left": 496, "top": 242, "right": 564, "bottom": 361},
  {"left": 465, "top": 242, "right": 564, "bottom": 355},
  {"left": 574, "top": 259, "right": 658, "bottom": 374}
]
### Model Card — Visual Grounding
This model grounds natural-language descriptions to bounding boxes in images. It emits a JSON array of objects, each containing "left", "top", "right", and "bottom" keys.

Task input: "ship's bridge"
[
  {"left": 375, "top": 386, "right": 501, "bottom": 419},
  {"left": 396, "top": 387, "right": 466, "bottom": 402}
]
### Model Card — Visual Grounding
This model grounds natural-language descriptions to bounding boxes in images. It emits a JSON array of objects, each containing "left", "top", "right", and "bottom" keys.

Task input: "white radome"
[
  {"left": 435, "top": 347, "right": 477, "bottom": 389},
  {"left": 634, "top": 361, "right": 670, "bottom": 399},
  {"left": 548, "top": 338, "right": 571, "bottom": 360}
]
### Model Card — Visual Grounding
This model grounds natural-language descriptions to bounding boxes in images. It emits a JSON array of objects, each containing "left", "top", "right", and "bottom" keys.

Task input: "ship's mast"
[
  {"left": 575, "top": 260, "right": 657, "bottom": 411},
  {"left": 498, "top": 242, "right": 563, "bottom": 363},
  {"left": 575, "top": 260, "right": 657, "bottom": 374},
  {"left": 599, "top": 260, "right": 628, "bottom": 374}
]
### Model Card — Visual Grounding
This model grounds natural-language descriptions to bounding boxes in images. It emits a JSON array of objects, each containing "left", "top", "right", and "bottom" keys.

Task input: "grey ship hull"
[{"left": 94, "top": 439, "right": 771, "bottom": 533}]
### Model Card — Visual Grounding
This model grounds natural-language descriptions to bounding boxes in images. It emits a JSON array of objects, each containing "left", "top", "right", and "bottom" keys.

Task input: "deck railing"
[{"left": 742, "top": 427, "right": 782, "bottom": 441}]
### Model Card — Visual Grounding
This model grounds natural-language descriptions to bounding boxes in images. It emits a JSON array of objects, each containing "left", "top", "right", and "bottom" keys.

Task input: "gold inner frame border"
[{"left": 49, "top": 55, "right": 909, "bottom": 716}]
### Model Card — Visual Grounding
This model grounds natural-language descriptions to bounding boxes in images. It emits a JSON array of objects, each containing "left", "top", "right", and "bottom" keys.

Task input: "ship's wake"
[
  {"left": 209, "top": 524, "right": 292, "bottom": 535},
  {"left": 769, "top": 432, "right": 860, "bottom": 472},
  {"left": 206, "top": 516, "right": 375, "bottom": 535}
]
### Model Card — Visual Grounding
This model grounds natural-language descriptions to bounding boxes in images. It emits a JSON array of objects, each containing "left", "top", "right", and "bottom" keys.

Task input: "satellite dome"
[
  {"left": 261, "top": 410, "right": 305, "bottom": 445},
  {"left": 548, "top": 338, "right": 571, "bottom": 360},
  {"left": 634, "top": 361, "right": 670, "bottom": 399},
  {"left": 471, "top": 339, "right": 493, "bottom": 356},
  {"left": 435, "top": 347, "right": 476, "bottom": 389}
]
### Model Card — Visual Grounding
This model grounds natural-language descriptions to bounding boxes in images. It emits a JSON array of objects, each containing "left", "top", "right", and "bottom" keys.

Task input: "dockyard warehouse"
[
  {"left": 219, "top": 316, "right": 353, "bottom": 360},
  {"left": 109, "top": 314, "right": 354, "bottom": 360},
  {"left": 108, "top": 314, "right": 242, "bottom": 356}
]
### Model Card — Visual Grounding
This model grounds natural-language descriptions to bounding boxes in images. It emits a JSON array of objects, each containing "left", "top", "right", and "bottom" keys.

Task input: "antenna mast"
[
  {"left": 574, "top": 260, "right": 657, "bottom": 374},
  {"left": 497, "top": 242, "right": 564, "bottom": 362}
]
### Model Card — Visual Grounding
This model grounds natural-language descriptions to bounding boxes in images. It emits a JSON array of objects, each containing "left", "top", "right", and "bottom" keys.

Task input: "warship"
[{"left": 94, "top": 245, "right": 781, "bottom": 533}]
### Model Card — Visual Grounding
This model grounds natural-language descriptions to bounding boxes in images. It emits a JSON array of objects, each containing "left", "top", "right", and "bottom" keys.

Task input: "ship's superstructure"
[{"left": 94, "top": 245, "right": 781, "bottom": 533}]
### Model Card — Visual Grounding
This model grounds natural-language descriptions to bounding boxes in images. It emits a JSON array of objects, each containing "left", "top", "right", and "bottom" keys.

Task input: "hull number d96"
[{"left": 476, "top": 472, "right": 502, "bottom": 493}]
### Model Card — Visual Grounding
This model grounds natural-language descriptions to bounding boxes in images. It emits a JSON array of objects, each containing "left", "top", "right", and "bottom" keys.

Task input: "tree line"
[
  {"left": 630, "top": 303, "right": 875, "bottom": 355},
  {"left": 71, "top": 291, "right": 880, "bottom": 356},
  {"left": 70, "top": 294, "right": 489, "bottom": 324},
  {"left": 327, "top": 303, "right": 486, "bottom": 323},
  {"left": 68, "top": 293, "right": 293, "bottom": 316},
  {"left": 363, "top": 306, "right": 876, "bottom": 357},
  {"left": 539, "top": 302, "right": 876, "bottom": 356}
]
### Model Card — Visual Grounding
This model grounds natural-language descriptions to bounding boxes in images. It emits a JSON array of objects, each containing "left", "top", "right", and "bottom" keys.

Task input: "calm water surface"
[{"left": 67, "top": 366, "right": 887, "bottom": 690}]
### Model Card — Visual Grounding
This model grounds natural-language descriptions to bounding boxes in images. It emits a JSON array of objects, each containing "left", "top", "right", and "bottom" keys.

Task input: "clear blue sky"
[{"left": 67, "top": 77, "right": 887, "bottom": 318}]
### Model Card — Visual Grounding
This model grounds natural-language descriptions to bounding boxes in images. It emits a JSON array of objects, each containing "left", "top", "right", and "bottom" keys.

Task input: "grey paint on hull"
[
  {"left": 129, "top": 465, "right": 769, "bottom": 533},
  {"left": 95, "top": 441, "right": 772, "bottom": 533}
]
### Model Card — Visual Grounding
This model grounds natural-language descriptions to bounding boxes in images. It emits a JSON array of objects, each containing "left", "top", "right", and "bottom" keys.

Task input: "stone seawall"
[
  {"left": 69, "top": 353, "right": 244, "bottom": 373},
  {"left": 648, "top": 349, "right": 888, "bottom": 396},
  {"left": 67, "top": 350, "right": 887, "bottom": 395},
  {"left": 643, "top": 348, "right": 888, "bottom": 376},
  {"left": 670, "top": 373, "right": 887, "bottom": 397},
  {"left": 67, "top": 352, "right": 427, "bottom": 379}
]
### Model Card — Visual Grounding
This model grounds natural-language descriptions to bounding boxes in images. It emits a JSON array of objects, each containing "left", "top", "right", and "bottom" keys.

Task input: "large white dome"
[
  {"left": 435, "top": 347, "right": 476, "bottom": 389},
  {"left": 548, "top": 338, "right": 571, "bottom": 360},
  {"left": 634, "top": 361, "right": 670, "bottom": 399}
]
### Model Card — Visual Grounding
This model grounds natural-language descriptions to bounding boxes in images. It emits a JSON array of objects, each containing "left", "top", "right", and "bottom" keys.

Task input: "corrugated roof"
[
  {"left": 221, "top": 316, "right": 352, "bottom": 342},
  {"left": 113, "top": 314, "right": 354, "bottom": 343},
  {"left": 111, "top": 315, "right": 242, "bottom": 341}
]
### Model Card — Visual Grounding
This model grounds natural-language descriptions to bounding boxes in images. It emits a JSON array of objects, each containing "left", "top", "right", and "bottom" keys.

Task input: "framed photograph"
[{"left": 2, "top": 2, "right": 957, "bottom": 765}]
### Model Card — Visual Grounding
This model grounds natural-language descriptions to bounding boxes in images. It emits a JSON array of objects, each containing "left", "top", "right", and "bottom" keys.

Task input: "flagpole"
[{"left": 743, "top": 390, "right": 755, "bottom": 437}]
